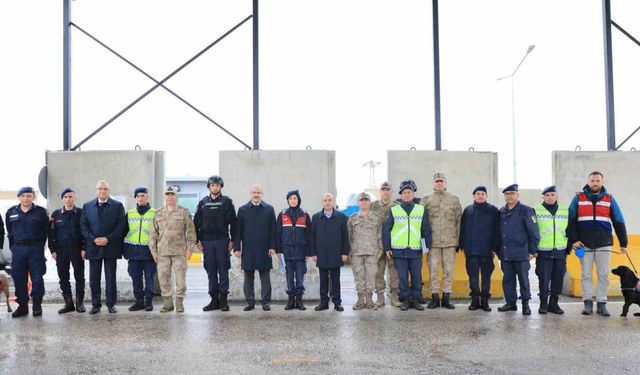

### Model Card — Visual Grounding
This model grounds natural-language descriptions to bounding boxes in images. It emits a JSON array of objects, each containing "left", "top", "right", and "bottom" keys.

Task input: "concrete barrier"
[
  {"left": 553, "top": 151, "right": 640, "bottom": 297},
  {"left": 387, "top": 150, "right": 503, "bottom": 298},
  {"left": 219, "top": 150, "right": 338, "bottom": 300},
  {"left": 43, "top": 150, "right": 166, "bottom": 301}
]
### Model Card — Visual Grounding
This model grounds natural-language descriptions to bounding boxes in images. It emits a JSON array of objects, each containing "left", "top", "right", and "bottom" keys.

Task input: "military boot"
[
  {"left": 12, "top": 303, "right": 29, "bottom": 318},
  {"left": 522, "top": 300, "right": 531, "bottom": 315},
  {"left": 76, "top": 296, "right": 86, "bottom": 313},
  {"left": 220, "top": 293, "right": 230, "bottom": 312},
  {"left": 202, "top": 293, "right": 220, "bottom": 311},
  {"left": 480, "top": 297, "right": 492, "bottom": 312},
  {"left": 58, "top": 295, "right": 75, "bottom": 314},
  {"left": 285, "top": 294, "right": 296, "bottom": 310},
  {"left": 128, "top": 298, "right": 145, "bottom": 312},
  {"left": 468, "top": 296, "right": 480, "bottom": 311},
  {"left": 427, "top": 293, "right": 440, "bottom": 309},
  {"left": 390, "top": 291, "right": 402, "bottom": 307},
  {"left": 581, "top": 300, "right": 593, "bottom": 315},
  {"left": 175, "top": 297, "right": 185, "bottom": 313},
  {"left": 32, "top": 298, "right": 43, "bottom": 317},
  {"left": 375, "top": 292, "right": 385, "bottom": 308},
  {"left": 160, "top": 297, "right": 174, "bottom": 313},
  {"left": 353, "top": 293, "right": 365, "bottom": 310},
  {"left": 366, "top": 293, "right": 378, "bottom": 310},
  {"left": 144, "top": 296, "right": 154, "bottom": 312},
  {"left": 548, "top": 295, "right": 564, "bottom": 314},
  {"left": 441, "top": 293, "right": 455, "bottom": 309},
  {"left": 296, "top": 294, "right": 306, "bottom": 311},
  {"left": 538, "top": 296, "right": 548, "bottom": 314}
]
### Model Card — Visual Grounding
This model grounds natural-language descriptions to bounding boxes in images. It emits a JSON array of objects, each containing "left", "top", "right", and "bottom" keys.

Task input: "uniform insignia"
[{"left": 531, "top": 216, "right": 537, "bottom": 223}]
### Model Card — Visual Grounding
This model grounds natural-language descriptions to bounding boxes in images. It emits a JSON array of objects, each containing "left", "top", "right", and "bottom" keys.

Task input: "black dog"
[{"left": 611, "top": 265, "right": 640, "bottom": 317}]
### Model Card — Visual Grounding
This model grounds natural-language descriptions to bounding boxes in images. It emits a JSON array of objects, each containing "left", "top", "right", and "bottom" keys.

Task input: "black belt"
[{"left": 13, "top": 239, "right": 45, "bottom": 246}]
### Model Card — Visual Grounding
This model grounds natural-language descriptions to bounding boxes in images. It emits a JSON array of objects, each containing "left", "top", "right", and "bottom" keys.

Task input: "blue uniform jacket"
[
  {"left": 5, "top": 204, "right": 49, "bottom": 246},
  {"left": 48, "top": 206, "right": 85, "bottom": 253},
  {"left": 498, "top": 201, "right": 540, "bottom": 261},
  {"left": 459, "top": 202, "right": 500, "bottom": 257},
  {"left": 276, "top": 207, "right": 311, "bottom": 260},
  {"left": 79, "top": 198, "right": 127, "bottom": 260}
]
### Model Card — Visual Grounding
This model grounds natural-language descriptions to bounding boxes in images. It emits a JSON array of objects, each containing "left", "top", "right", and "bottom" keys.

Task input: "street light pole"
[{"left": 497, "top": 44, "right": 535, "bottom": 183}]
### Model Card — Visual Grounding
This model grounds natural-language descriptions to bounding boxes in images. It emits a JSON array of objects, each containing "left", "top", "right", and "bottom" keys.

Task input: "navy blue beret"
[
  {"left": 17, "top": 186, "right": 35, "bottom": 197},
  {"left": 134, "top": 187, "right": 149, "bottom": 197},
  {"left": 472, "top": 185, "right": 487, "bottom": 195},
  {"left": 60, "top": 187, "right": 75, "bottom": 198},
  {"left": 542, "top": 185, "right": 556, "bottom": 195},
  {"left": 502, "top": 184, "right": 518, "bottom": 193}
]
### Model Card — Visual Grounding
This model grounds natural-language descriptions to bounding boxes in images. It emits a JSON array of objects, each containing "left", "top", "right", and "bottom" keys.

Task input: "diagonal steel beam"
[
  {"left": 611, "top": 20, "right": 640, "bottom": 48},
  {"left": 70, "top": 22, "right": 251, "bottom": 149},
  {"left": 72, "top": 15, "right": 253, "bottom": 151}
]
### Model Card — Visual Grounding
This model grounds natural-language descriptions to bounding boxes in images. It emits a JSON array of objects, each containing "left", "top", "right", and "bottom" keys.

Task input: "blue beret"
[
  {"left": 502, "top": 184, "right": 518, "bottom": 193},
  {"left": 17, "top": 186, "right": 35, "bottom": 197},
  {"left": 60, "top": 187, "right": 75, "bottom": 198},
  {"left": 134, "top": 187, "right": 149, "bottom": 197},
  {"left": 472, "top": 185, "right": 487, "bottom": 195},
  {"left": 542, "top": 185, "right": 556, "bottom": 195}
]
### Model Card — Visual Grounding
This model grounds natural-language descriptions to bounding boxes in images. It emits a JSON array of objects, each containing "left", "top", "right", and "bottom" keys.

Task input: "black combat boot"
[
  {"left": 285, "top": 294, "right": 296, "bottom": 310},
  {"left": 128, "top": 298, "right": 145, "bottom": 312},
  {"left": 548, "top": 295, "right": 564, "bottom": 314},
  {"left": 427, "top": 293, "right": 440, "bottom": 309},
  {"left": 144, "top": 296, "right": 154, "bottom": 312},
  {"left": 32, "top": 298, "right": 43, "bottom": 317},
  {"left": 441, "top": 293, "right": 455, "bottom": 309},
  {"left": 400, "top": 299, "right": 410, "bottom": 311},
  {"left": 497, "top": 302, "right": 517, "bottom": 312},
  {"left": 296, "top": 294, "right": 306, "bottom": 311},
  {"left": 58, "top": 295, "right": 75, "bottom": 314},
  {"left": 538, "top": 296, "right": 548, "bottom": 315},
  {"left": 468, "top": 297, "right": 480, "bottom": 311},
  {"left": 522, "top": 300, "right": 531, "bottom": 315},
  {"left": 480, "top": 297, "right": 492, "bottom": 312},
  {"left": 76, "top": 296, "right": 86, "bottom": 313},
  {"left": 12, "top": 303, "right": 29, "bottom": 318},
  {"left": 220, "top": 293, "right": 230, "bottom": 312},
  {"left": 203, "top": 293, "right": 220, "bottom": 311},
  {"left": 581, "top": 300, "right": 593, "bottom": 315}
]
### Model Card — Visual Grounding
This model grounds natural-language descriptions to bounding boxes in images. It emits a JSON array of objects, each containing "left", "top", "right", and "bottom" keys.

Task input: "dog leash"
[{"left": 582, "top": 249, "right": 638, "bottom": 275}]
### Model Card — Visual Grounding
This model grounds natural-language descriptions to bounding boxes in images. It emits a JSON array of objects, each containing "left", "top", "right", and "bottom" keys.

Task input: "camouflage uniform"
[
  {"left": 370, "top": 199, "right": 400, "bottom": 305},
  {"left": 348, "top": 210, "right": 382, "bottom": 309},
  {"left": 149, "top": 205, "right": 197, "bottom": 310},
  {"left": 422, "top": 191, "right": 462, "bottom": 295}
]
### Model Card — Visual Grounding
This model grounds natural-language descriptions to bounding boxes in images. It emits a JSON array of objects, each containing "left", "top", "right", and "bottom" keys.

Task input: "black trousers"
[
  {"left": 465, "top": 255, "right": 495, "bottom": 298},
  {"left": 243, "top": 269, "right": 271, "bottom": 305},
  {"left": 535, "top": 257, "right": 566, "bottom": 298},
  {"left": 89, "top": 258, "right": 117, "bottom": 308},
  {"left": 319, "top": 267, "right": 341, "bottom": 305},
  {"left": 56, "top": 245, "right": 85, "bottom": 298}
]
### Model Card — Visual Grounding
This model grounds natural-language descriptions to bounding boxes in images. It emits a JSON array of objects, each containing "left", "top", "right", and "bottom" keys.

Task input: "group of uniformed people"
[{"left": 1, "top": 170, "right": 629, "bottom": 317}]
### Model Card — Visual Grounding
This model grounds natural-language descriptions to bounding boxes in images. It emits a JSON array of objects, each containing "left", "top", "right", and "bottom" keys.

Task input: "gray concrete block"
[{"left": 387, "top": 150, "right": 499, "bottom": 207}]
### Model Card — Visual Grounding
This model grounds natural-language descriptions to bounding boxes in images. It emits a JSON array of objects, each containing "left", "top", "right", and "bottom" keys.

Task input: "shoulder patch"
[{"left": 531, "top": 216, "right": 537, "bottom": 224}]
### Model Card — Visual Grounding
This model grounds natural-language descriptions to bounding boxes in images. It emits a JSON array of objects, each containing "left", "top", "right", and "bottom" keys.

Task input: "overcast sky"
[{"left": 1, "top": 0, "right": 639, "bottom": 205}]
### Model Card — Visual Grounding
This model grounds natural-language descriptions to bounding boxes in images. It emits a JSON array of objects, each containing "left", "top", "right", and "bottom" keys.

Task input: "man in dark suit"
[
  {"left": 80, "top": 180, "right": 127, "bottom": 314},
  {"left": 234, "top": 184, "right": 277, "bottom": 312},
  {"left": 309, "top": 193, "right": 350, "bottom": 312}
]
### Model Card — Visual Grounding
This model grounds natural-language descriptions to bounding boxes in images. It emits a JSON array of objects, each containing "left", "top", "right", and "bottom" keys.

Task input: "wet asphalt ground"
[
  {"left": 2, "top": 265, "right": 640, "bottom": 374},
  {"left": 1, "top": 296, "right": 640, "bottom": 375}
]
